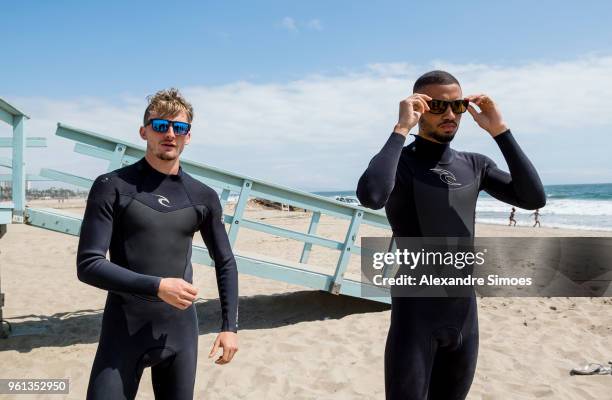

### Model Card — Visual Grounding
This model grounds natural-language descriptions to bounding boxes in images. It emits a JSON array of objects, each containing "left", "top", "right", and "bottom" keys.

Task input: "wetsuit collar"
[
  {"left": 410, "top": 134, "right": 455, "bottom": 164},
  {"left": 137, "top": 157, "right": 183, "bottom": 181}
]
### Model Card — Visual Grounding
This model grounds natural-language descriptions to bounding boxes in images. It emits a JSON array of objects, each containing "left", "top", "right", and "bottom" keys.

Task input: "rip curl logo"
[
  {"left": 153, "top": 194, "right": 171, "bottom": 207},
  {"left": 430, "top": 168, "right": 462, "bottom": 186}
]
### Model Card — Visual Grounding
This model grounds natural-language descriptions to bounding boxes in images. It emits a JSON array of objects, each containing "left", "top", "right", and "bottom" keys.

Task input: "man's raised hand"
[
  {"left": 466, "top": 94, "right": 508, "bottom": 137},
  {"left": 394, "top": 93, "right": 432, "bottom": 136}
]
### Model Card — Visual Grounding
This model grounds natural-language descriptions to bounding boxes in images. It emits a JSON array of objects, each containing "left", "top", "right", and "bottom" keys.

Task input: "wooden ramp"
[{"left": 27, "top": 123, "right": 393, "bottom": 301}]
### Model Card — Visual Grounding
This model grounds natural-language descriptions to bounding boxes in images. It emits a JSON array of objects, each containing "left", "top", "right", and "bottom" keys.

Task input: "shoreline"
[{"left": 16, "top": 198, "right": 612, "bottom": 235}]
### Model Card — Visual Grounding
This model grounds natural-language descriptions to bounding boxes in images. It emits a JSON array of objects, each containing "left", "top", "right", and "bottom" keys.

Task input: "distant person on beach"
[
  {"left": 532, "top": 208, "right": 541, "bottom": 227},
  {"left": 77, "top": 89, "right": 239, "bottom": 399},
  {"left": 509, "top": 207, "right": 517, "bottom": 226},
  {"left": 357, "top": 70, "right": 545, "bottom": 400}
]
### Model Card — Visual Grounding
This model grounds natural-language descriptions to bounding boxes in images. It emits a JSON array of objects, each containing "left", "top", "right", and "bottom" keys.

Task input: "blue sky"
[
  {"left": 3, "top": 1, "right": 611, "bottom": 98},
  {"left": 1, "top": 1, "right": 611, "bottom": 189}
]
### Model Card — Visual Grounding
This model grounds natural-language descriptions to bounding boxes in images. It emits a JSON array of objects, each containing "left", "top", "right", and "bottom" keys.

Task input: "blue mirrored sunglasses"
[{"left": 146, "top": 119, "right": 191, "bottom": 135}]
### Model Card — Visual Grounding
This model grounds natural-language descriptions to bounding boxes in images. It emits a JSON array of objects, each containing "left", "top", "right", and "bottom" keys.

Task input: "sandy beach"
[{"left": 0, "top": 199, "right": 611, "bottom": 399}]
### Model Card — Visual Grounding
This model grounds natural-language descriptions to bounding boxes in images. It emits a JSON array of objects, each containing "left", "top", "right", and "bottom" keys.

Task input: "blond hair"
[{"left": 143, "top": 88, "right": 194, "bottom": 125}]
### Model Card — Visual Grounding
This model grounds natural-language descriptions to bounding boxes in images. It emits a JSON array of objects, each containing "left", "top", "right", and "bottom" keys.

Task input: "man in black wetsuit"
[
  {"left": 77, "top": 88, "right": 239, "bottom": 399},
  {"left": 356, "top": 71, "right": 545, "bottom": 400}
]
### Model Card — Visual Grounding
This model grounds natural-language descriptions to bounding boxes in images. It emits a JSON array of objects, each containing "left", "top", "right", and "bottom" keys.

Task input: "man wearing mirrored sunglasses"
[
  {"left": 77, "top": 88, "right": 239, "bottom": 399},
  {"left": 357, "top": 71, "right": 545, "bottom": 399}
]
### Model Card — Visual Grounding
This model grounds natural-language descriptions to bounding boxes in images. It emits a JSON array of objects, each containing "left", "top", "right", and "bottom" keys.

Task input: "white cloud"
[
  {"left": 306, "top": 19, "right": 323, "bottom": 31},
  {"left": 279, "top": 17, "right": 323, "bottom": 33},
  {"left": 280, "top": 17, "right": 297, "bottom": 32},
  {"left": 2, "top": 55, "right": 611, "bottom": 191}
]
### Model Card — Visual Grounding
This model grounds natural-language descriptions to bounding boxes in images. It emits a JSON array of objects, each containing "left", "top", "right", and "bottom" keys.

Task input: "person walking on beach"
[
  {"left": 357, "top": 70, "right": 545, "bottom": 400},
  {"left": 77, "top": 89, "right": 239, "bottom": 399},
  {"left": 532, "top": 208, "right": 541, "bottom": 227},
  {"left": 509, "top": 207, "right": 517, "bottom": 226}
]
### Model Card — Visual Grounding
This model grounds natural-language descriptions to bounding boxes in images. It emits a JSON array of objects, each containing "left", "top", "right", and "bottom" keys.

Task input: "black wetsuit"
[
  {"left": 356, "top": 130, "right": 545, "bottom": 400},
  {"left": 77, "top": 157, "right": 239, "bottom": 400}
]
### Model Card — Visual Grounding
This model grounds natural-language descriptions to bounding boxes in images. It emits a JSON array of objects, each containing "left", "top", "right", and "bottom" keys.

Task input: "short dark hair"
[{"left": 413, "top": 70, "right": 460, "bottom": 93}]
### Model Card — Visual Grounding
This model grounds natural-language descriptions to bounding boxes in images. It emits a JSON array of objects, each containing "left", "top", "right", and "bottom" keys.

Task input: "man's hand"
[
  {"left": 157, "top": 278, "right": 198, "bottom": 310},
  {"left": 394, "top": 93, "right": 432, "bottom": 136},
  {"left": 466, "top": 94, "right": 508, "bottom": 137},
  {"left": 209, "top": 331, "right": 239, "bottom": 365}
]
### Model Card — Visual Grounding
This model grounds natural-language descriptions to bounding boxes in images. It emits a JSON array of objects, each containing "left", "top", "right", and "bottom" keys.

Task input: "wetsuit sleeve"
[
  {"left": 76, "top": 176, "right": 162, "bottom": 296},
  {"left": 356, "top": 132, "right": 407, "bottom": 209},
  {"left": 200, "top": 194, "right": 239, "bottom": 332},
  {"left": 481, "top": 130, "right": 546, "bottom": 210}
]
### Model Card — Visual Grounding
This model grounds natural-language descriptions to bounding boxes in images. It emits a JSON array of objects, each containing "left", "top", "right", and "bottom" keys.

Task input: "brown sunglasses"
[{"left": 426, "top": 99, "right": 469, "bottom": 114}]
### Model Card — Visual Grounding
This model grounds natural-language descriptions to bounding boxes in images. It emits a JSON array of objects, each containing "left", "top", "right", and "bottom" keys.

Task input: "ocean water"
[{"left": 314, "top": 183, "right": 612, "bottom": 231}]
